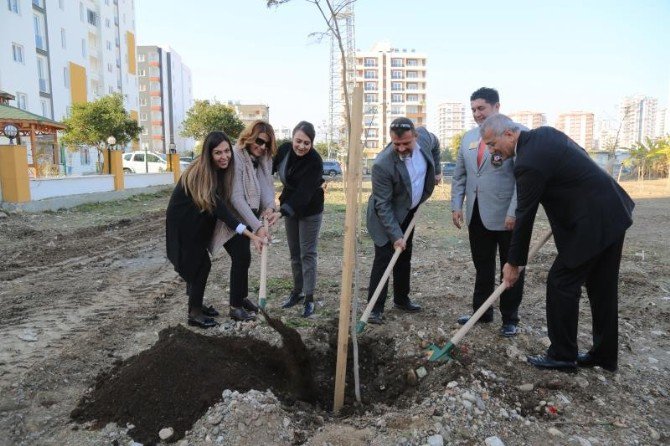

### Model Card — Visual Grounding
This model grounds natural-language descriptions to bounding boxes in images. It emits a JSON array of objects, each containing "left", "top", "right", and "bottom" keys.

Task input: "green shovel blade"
[{"left": 426, "top": 341, "right": 455, "bottom": 362}]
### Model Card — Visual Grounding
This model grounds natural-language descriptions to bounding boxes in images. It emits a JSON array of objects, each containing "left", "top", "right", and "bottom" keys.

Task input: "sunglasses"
[
  {"left": 390, "top": 122, "right": 413, "bottom": 130},
  {"left": 255, "top": 137, "right": 270, "bottom": 148}
]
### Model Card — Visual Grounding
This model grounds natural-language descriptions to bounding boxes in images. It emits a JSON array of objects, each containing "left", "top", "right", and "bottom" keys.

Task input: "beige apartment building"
[
  {"left": 354, "top": 42, "right": 427, "bottom": 159},
  {"left": 556, "top": 111, "right": 595, "bottom": 150},
  {"left": 508, "top": 111, "right": 546, "bottom": 129},
  {"left": 227, "top": 102, "right": 269, "bottom": 128},
  {"left": 437, "top": 102, "right": 466, "bottom": 146}
]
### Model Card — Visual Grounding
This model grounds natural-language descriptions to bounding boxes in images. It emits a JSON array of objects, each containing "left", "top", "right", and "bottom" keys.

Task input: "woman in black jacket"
[
  {"left": 272, "top": 121, "right": 324, "bottom": 317},
  {"left": 166, "top": 131, "right": 263, "bottom": 328}
]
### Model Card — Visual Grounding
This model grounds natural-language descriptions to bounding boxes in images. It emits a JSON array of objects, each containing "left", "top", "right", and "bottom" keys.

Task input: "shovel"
[
  {"left": 426, "top": 229, "right": 553, "bottom": 362},
  {"left": 258, "top": 219, "right": 270, "bottom": 310},
  {"left": 356, "top": 212, "right": 419, "bottom": 333}
]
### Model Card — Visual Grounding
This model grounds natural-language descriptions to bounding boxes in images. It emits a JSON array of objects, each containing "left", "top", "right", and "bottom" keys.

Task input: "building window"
[
  {"left": 37, "top": 55, "right": 50, "bottom": 93},
  {"left": 79, "top": 2, "right": 84, "bottom": 20},
  {"left": 391, "top": 58, "right": 403, "bottom": 67},
  {"left": 391, "top": 82, "right": 402, "bottom": 91},
  {"left": 391, "top": 70, "right": 403, "bottom": 79},
  {"left": 33, "top": 14, "right": 47, "bottom": 50},
  {"left": 138, "top": 54, "right": 145, "bottom": 62},
  {"left": 11, "top": 43, "right": 24, "bottom": 63},
  {"left": 391, "top": 94, "right": 402, "bottom": 103},
  {"left": 140, "top": 113, "right": 148, "bottom": 120},
  {"left": 80, "top": 146, "right": 91, "bottom": 165},
  {"left": 364, "top": 81, "right": 376, "bottom": 91},
  {"left": 407, "top": 94, "right": 419, "bottom": 102},
  {"left": 16, "top": 92, "right": 27, "bottom": 110},
  {"left": 142, "top": 128, "right": 149, "bottom": 136},
  {"left": 406, "top": 59, "right": 418, "bottom": 66},
  {"left": 59, "top": 0, "right": 64, "bottom": 10},
  {"left": 364, "top": 57, "right": 376, "bottom": 67},
  {"left": 108, "top": 86, "right": 114, "bottom": 94},
  {"left": 364, "top": 94, "right": 377, "bottom": 103},
  {"left": 107, "top": 63, "right": 112, "bottom": 72},
  {"left": 81, "top": 39, "right": 86, "bottom": 57},
  {"left": 7, "top": 0, "right": 19, "bottom": 13},
  {"left": 87, "top": 9, "right": 98, "bottom": 26},
  {"left": 391, "top": 106, "right": 403, "bottom": 115},
  {"left": 138, "top": 69, "right": 146, "bottom": 77},
  {"left": 406, "top": 71, "right": 418, "bottom": 79},
  {"left": 406, "top": 105, "right": 419, "bottom": 113},
  {"left": 406, "top": 82, "right": 418, "bottom": 90},
  {"left": 105, "top": 18, "right": 110, "bottom": 27},
  {"left": 61, "top": 28, "right": 66, "bottom": 49},
  {"left": 139, "top": 97, "right": 147, "bottom": 106},
  {"left": 33, "top": 0, "right": 45, "bottom": 8},
  {"left": 364, "top": 70, "right": 376, "bottom": 79},
  {"left": 106, "top": 40, "right": 111, "bottom": 50},
  {"left": 63, "top": 66, "right": 70, "bottom": 88},
  {"left": 40, "top": 99, "right": 50, "bottom": 118}
]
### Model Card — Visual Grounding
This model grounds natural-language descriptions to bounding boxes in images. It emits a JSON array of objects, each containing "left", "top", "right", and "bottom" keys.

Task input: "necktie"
[{"left": 477, "top": 139, "right": 486, "bottom": 167}]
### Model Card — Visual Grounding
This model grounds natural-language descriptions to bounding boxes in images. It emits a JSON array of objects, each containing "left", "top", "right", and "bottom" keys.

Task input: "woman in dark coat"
[
  {"left": 166, "top": 131, "right": 263, "bottom": 328},
  {"left": 272, "top": 121, "right": 324, "bottom": 317}
]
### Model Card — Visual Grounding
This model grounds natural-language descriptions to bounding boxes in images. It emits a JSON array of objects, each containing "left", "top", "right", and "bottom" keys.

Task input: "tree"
[
  {"left": 624, "top": 137, "right": 656, "bottom": 182},
  {"left": 448, "top": 130, "right": 466, "bottom": 161},
  {"left": 180, "top": 100, "right": 245, "bottom": 141},
  {"left": 61, "top": 94, "right": 141, "bottom": 150},
  {"left": 267, "top": 0, "right": 355, "bottom": 149},
  {"left": 648, "top": 135, "right": 670, "bottom": 181}
]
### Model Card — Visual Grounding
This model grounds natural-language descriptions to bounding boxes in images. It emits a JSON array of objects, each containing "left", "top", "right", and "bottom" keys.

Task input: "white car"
[{"left": 122, "top": 152, "right": 189, "bottom": 173}]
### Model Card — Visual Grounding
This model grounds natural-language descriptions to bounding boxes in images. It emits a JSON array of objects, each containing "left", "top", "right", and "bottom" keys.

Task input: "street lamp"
[
  {"left": 106, "top": 136, "right": 116, "bottom": 174},
  {"left": 3, "top": 124, "right": 18, "bottom": 145}
]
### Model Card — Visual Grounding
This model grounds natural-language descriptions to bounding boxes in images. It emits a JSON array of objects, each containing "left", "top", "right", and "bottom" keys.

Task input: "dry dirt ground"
[{"left": 0, "top": 179, "right": 668, "bottom": 446}]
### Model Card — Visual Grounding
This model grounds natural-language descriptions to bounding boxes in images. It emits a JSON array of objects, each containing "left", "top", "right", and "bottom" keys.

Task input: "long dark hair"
[{"left": 180, "top": 131, "right": 234, "bottom": 213}]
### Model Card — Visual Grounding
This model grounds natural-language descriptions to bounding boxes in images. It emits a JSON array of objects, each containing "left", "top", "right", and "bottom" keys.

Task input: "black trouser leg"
[
  {"left": 187, "top": 254, "right": 211, "bottom": 311},
  {"left": 368, "top": 209, "right": 416, "bottom": 312},
  {"left": 546, "top": 256, "right": 589, "bottom": 361},
  {"left": 585, "top": 236, "right": 624, "bottom": 368},
  {"left": 497, "top": 229, "right": 524, "bottom": 325},
  {"left": 224, "top": 234, "right": 251, "bottom": 307},
  {"left": 392, "top": 219, "right": 415, "bottom": 303},
  {"left": 467, "top": 202, "right": 496, "bottom": 320},
  {"left": 368, "top": 243, "right": 394, "bottom": 313}
]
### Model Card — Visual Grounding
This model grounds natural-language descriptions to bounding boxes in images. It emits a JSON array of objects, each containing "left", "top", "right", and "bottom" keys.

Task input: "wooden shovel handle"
[{"left": 259, "top": 219, "right": 269, "bottom": 302}]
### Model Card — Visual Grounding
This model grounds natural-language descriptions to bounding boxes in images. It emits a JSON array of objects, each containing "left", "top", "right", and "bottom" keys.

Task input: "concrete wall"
[
  {"left": 124, "top": 172, "right": 173, "bottom": 189},
  {"left": 29, "top": 174, "right": 115, "bottom": 201}
]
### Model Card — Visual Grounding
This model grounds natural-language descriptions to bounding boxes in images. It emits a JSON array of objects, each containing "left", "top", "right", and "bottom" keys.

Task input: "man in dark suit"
[
  {"left": 480, "top": 114, "right": 634, "bottom": 371},
  {"left": 366, "top": 117, "right": 440, "bottom": 324}
]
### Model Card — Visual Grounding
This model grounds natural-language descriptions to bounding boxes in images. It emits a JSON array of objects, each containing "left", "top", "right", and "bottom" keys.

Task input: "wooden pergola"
[{"left": 0, "top": 91, "right": 66, "bottom": 176}]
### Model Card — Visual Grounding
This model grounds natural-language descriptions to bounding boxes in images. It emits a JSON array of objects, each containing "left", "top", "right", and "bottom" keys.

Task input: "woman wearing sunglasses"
[
  {"left": 166, "top": 131, "right": 265, "bottom": 328},
  {"left": 272, "top": 121, "right": 324, "bottom": 317},
  {"left": 210, "top": 120, "right": 279, "bottom": 321}
]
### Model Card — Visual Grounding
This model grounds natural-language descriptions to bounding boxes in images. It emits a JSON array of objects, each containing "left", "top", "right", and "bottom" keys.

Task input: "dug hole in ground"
[{"left": 0, "top": 180, "right": 667, "bottom": 446}]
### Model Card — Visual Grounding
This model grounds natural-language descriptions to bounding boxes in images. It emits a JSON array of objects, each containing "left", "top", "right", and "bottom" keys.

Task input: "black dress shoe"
[
  {"left": 393, "top": 299, "right": 421, "bottom": 312},
  {"left": 527, "top": 354, "right": 577, "bottom": 370},
  {"left": 241, "top": 298, "right": 259, "bottom": 314},
  {"left": 302, "top": 301, "right": 315, "bottom": 318},
  {"left": 201, "top": 305, "right": 220, "bottom": 317},
  {"left": 229, "top": 307, "right": 256, "bottom": 322},
  {"left": 457, "top": 314, "right": 493, "bottom": 325},
  {"left": 281, "top": 292, "right": 304, "bottom": 309},
  {"left": 187, "top": 315, "right": 218, "bottom": 328},
  {"left": 368, "top": 311, "right": 384, "bottom": 325},
  {"left": 577, "top": 352, "right": 617, "bottom": 372}
]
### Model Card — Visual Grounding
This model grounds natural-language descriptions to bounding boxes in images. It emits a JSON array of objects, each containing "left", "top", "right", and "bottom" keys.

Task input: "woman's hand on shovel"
[{"left": 502, "top": 263, "right": 520, "bottom": 288}]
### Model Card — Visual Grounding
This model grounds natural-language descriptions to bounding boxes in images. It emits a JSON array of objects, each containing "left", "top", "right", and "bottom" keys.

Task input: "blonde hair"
[
  {"left": 237, "top": 120, "right": 277, "bottom": 158},
  {"left": 180, "top": 131, "right": 234, "bottom": 213}
]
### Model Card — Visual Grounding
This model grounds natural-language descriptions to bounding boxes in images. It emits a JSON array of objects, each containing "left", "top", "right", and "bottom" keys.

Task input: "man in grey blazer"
[
  {"left": 366, "top": 117, "right": 441, "bottom": 324},
  {"left": 451, "top": 87, "right": 525, "bottom": 337}
]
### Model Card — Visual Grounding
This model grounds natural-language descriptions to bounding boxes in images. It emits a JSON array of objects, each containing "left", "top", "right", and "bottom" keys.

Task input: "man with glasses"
[
  {"left": 366, "top": 117, "right": 441, "bottom": 324},
  {"left": 451, "top": 87, "right": 526, "bottom": 337}
]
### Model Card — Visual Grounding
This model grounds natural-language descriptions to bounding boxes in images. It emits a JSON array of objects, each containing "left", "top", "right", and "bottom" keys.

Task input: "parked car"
[
  {"left": 322, "top": 160, "right": 343, "bottom": 177},
  {"left": 441, "top": 162, "right": 456, "bottom": 177},
  {"left": 122, "top": 152, "right": 189, "bottom": 173}
]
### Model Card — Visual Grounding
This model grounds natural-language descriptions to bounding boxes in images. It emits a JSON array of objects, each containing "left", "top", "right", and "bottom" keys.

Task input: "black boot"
[
  {"left": 302, "top": 295, "right": 315, "bottom": 317},
  {"left": 282, "top": 291, "right": 304, "bottom": 309}
]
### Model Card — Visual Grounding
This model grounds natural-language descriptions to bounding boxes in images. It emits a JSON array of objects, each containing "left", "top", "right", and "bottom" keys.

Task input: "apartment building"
[
  {"left": 619, "top": 95, "right": 657, "bottom": 148},
  {"left": 556, "top": 111, "right": 595, "bottom": 150},
  {"left": 436, "top": 102, "right": 466, "bottom": 146},
  {"left": 354, "top": 42, "right": 427, "bottom": 159},
  {"left": 1, "top": 0, "right": 138, "bottom": 122},
  {"left": 1, "top": 0, "right": 138, "bottom": 173},
  {"left": 226, "top": 102, "right": 269, "bottom": 128},
  {"left": 137, "top": 45, "right": 194, "bottom": 153},
  {"left": 508, "top": 111, "right": 546, "bottom": 129}
]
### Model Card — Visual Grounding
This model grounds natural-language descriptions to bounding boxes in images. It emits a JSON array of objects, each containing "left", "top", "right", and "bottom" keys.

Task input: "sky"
[{"left": 135, "top": 0, "right": 670, "bottom": 131}]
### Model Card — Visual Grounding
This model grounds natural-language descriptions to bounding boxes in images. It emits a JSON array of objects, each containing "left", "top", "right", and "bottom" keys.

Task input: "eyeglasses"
[
  {"left": 255, "top": 137, "right": 270, "bottom": 148},
  {"left": 390, "top": 122, "right": 413, "bottom": 130}
]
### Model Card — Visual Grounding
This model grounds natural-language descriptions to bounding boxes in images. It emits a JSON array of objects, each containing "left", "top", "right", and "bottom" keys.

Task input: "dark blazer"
[
  {"left": 508, "top": 127, "right": 635, "bottom": 269},
  {"left": 366, "top": 127, "right": 440, "bottom": 246},
  {"left": 272, "top": 142, "right": 325, "bottom": 218},
  {"left": 166, "top": 180, "right": 241, "bottom": 282}
]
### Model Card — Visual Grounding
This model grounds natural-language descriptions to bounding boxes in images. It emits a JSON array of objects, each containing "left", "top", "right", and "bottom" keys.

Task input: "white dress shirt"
[{"left": 404, "top": 143, "right": 427, "bottom": 209}]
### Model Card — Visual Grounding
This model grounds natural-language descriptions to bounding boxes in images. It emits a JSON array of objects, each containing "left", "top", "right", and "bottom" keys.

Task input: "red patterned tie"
[{"left": 477, "top": 139, "right": 486, "bottom": 167}]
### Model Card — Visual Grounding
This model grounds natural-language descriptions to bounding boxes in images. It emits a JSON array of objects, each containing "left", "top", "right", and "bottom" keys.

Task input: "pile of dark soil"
[{"left": 71, "top": 318, "right": 423, "bottom": 444}]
